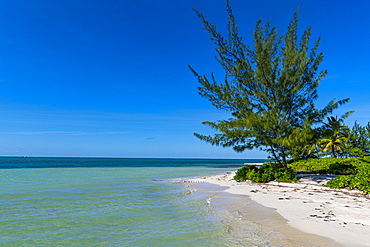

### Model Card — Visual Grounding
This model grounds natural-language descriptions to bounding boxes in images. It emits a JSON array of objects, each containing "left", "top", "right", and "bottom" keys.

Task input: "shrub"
[
  {"left": 288, "top": 157, "right": 359, "bottom": 175},
  {"left": 235, "top": 157, "right": 370, "bottom": 194},
  {"left": 234, "top": 163, "right": 297, "bottom": 183},
  {"left": 234, "top": 165, "right": 258, "bottom": 181},
  {"left": 347, "top": 147, "right": 365, "bottom": 158},
  {"left": 326, "top": 163, "right": 370, "bottom": 194}
]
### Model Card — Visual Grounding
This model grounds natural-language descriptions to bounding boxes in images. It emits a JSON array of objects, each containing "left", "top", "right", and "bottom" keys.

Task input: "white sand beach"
[{"left": 186, "top": 170, "right": 370, "bottom": 247}]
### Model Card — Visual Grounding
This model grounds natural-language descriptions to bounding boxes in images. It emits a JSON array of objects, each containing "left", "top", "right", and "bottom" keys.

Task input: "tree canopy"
[{"left": 189, "top": 1, "right": 349, "bottom": 166}]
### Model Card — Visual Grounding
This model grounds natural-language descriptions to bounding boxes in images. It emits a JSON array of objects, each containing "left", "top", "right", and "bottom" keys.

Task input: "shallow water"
[
  {"left": 189, "top": 179, "right": 340, "bottom": 247},
  {"left": 0, "top": 157, "right": 270, "bottom": 246}
]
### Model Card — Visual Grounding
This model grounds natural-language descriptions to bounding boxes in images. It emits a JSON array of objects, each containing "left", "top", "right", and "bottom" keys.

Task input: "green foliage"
[
  {"left": 345, "top": 122, "right": 370, "bottom": 156},
  {"left": 326, "top": 175, "right": 354, "bottom": 188},
  {"left": 190, "top": 2, "right": 349, "bottom": 166},
  {"left": 290, "top": 157, "right": 370, "bottom": 194},
  {"left": 310, "top": 120, "right": 370, "bottom": 159},
  {"left": 288, "top": 157, "right": 359, "bottom": 175},
  {"left": 326, "top": 163, "right": 370, "bottom": 194},
  {"left": 347, "top": 147, "right": 365, "bottom": 158},
  {"left": 234, "top": 163, "right": 297, "bottom": 183},
  {"left": 234, "top": 165, "right": 256, "bottom": 181},
  {"left": 235, "top": 157, "right": 370, "bottom": 194},
  {"left": 318, "top": 116, "right": 351, "bottom": 158}
]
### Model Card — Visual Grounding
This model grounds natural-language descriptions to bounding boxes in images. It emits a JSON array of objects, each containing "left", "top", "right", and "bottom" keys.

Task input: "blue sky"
[{"left": 0, "top": 0, "right": 369, "bottom": 158}]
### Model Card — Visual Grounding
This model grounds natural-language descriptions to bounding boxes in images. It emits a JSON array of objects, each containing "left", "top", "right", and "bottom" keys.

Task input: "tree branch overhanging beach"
[
  {"left": 189, "top": 0, "right": 350, "bottom": 167},
  {"left": 189, "top": 0, "right": 370, "bottom": 195}
]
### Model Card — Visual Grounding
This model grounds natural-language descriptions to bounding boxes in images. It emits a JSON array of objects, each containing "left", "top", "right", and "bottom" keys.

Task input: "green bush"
[
  {"left": 234, "top": 165, "right": 258, "bottom": 181},
  {"left": 326, "top": 163, "right": 370, "bottom": 194},
  {"left": 347, "top": 147, "right": 365, "bottom": 158},
  {"left": 289, "top": 157, "right": 370, "bottom": 194},
  {"left": 234, "top": 163, "right": 297, "bottom": 183},
  {"left": 288, "top": 157, "right": 359, "bottom": 175},
  {"left": 234, "top": 157, "right": 370, "bottom": 194}
]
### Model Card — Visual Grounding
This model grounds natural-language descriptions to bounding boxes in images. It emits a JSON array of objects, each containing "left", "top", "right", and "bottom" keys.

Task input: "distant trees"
[
  {"left": 294, "top": 116, "right": 370, "bottom": 159},
  {"left": 319, "top": 116, "right": 350, "bottom": 158},
  {"left": 346, "top": 122, "right": 370, "bottom": 157},
  {"left": 324, "top": 120, "right": 370, "bottom": 158},
  {"left": 189, "top": 1, "right": 349, "bottom": 166}
]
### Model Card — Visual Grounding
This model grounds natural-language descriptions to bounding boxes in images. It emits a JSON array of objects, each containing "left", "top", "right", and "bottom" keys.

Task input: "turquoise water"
[{"left": 0, "top": 157, "right": 268, "bottom": 246}]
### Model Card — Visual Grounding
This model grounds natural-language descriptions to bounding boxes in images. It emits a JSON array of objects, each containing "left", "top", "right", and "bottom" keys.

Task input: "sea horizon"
[
  {"left": 0, "top": 155, "right": 266, "bottom": 159},
  {"left": 0, "top": 156, "right": 268, "bottom": 169},
  {"left": 0, "top": 157, "right": 272, "bottom": 246}
]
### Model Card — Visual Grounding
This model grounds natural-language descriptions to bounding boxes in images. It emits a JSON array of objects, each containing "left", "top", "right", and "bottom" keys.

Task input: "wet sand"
[{"left": 185, "top": 171, "right": 370, "bottom": 246}]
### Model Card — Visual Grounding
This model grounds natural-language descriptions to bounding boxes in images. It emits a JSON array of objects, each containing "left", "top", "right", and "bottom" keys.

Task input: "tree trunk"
[
  {"left": 270, "top": 145, "right": 282, "bottom": 166},
  {"left": 332, "top": 146, "right": 337, "bottom": 158},
  {"left": 280, "top": 145, "right": 287, "bottom": 167}
]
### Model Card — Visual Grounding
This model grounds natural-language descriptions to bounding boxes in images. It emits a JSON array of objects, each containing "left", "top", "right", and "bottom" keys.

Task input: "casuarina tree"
[{"left": 189, "top": 1, "right": 350, "bottom": 166}]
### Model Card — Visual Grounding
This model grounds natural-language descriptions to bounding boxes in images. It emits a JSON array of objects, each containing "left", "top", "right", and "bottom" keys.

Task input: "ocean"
[{"left": 0, "top": 157, "right": 269, "bottom": 246}]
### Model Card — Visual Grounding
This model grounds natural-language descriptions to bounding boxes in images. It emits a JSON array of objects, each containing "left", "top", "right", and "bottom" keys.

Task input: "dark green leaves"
[{"left": 190, "top": 2, "right": 350, "bottom": 166}]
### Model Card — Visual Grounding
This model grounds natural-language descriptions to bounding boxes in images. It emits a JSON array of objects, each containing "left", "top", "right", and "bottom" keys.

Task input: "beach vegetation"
[
  {"left": 189, "top": 1, "right": 349, "bottom": 167},
  {"left": 326, "top": 161, "right": 370, "bottom": 194},
  {"left": 318, "top": 116, "right": 350, "bottom": 158},
  {"left": 289, "top": 156, "right": 370, "bottom": 194},
  {"left": 234, "top": 163, "right": 297, "bottom": 183},
  {"left": 287, "top": 117, "right": 370, "bottom": 160},
  {"left": 287, "top": 157, "right": 359, "bottom": 175},
  {"left": 234, "top": 156, "right": 370, "bottom": 194},
  {"left": 345, "top": 121, "right": 370, "bottom": 157}
]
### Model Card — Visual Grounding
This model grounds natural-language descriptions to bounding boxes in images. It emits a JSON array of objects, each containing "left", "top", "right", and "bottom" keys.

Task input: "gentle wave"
[{"left": 0, "top": 158, "right": 268, "bottom": 246}]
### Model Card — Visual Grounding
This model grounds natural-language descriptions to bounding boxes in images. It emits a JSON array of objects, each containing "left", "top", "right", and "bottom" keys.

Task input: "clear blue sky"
[{"left": 0, "top": 0, "right": 369, "bottom": 158}]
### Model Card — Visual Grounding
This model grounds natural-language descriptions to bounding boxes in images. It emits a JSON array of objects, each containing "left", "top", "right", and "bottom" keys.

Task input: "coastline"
[{"left": 185, "top": 169, "right": 370, "bottom": 247}]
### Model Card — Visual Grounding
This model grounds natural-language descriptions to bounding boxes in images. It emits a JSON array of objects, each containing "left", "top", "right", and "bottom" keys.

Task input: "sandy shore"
[{"left": 186, "top": 170, "right": 370, "bottom": 247}]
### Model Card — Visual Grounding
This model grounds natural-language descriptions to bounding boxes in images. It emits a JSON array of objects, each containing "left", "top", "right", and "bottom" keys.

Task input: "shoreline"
[{"left": 185, "top": 170, "right": 370, "bottom": 246}]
